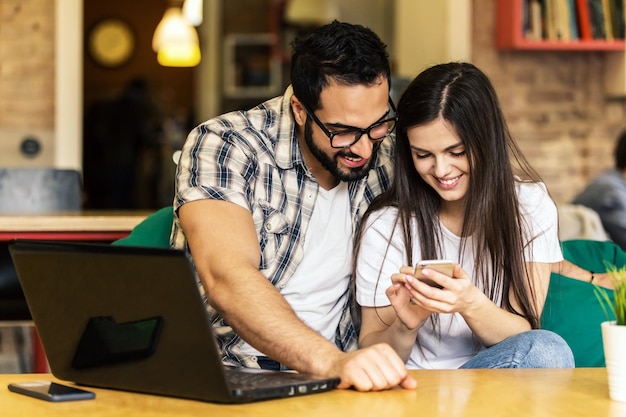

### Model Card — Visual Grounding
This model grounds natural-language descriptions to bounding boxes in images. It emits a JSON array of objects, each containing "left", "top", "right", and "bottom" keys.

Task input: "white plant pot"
[{"left": 601, "top": 321, "right": 626, "bottom": 402}]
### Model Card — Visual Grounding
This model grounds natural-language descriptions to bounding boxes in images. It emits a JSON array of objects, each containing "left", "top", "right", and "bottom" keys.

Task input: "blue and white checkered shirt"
[{"left": 172, "top": 86, "right": 393, "bottom": 367}]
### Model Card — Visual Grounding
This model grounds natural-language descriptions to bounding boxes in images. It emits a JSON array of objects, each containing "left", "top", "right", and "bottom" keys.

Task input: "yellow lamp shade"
[
  {"left": 284, "top": 0, "right": 339, "bottom": 25},
  {"left": 152, "top": 7, "right": 201, "bottom": 67},
  {"left": 157, "top": 42, "right": 201, "bottom": 67}
]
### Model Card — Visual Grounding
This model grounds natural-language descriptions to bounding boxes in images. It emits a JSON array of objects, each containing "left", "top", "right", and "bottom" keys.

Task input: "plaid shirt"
[{"left": 172, "top": 86, "right": 393, "bottom": 367}]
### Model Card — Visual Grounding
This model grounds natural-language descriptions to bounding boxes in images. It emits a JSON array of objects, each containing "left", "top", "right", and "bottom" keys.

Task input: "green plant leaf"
[{"left": 595, "top": 262, "right": 626, "bottom": 326}]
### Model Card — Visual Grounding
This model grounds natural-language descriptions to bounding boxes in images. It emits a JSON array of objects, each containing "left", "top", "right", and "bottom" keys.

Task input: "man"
[
  {"left": 171, "top": 21, "right": 416, "bottom": 391},
  {"left": 573, "top": 129, "right": 626, "bottom": 252}
]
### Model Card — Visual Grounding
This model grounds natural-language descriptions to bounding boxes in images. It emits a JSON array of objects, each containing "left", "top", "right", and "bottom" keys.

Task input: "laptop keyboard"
[{"left": 224, "top": 368, "right": 330, "bottom": 390}]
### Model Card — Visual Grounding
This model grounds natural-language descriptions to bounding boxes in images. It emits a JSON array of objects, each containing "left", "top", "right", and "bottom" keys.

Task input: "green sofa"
[
  {"left": 113, "top": 207, "right": 617, "bottom": 368},
  {"left": 112, "top": 206, "right": 174, "bottom": 248},
  {"left": 542, "top": 239, "right": 618, "bottom": 367}
]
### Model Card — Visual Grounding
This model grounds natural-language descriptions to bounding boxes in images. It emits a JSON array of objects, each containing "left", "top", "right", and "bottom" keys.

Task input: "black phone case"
[{"left": 8, "top": 381, "right": 95, "bottom": 402}]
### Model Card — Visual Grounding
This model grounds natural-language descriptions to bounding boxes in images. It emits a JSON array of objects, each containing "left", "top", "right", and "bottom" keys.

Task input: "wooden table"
[
  {"left": 1, "top": 368, "right": 624, "bottom": 417},
  {"left": 0, "top": 211, "right": 151, "bottom": 242}
]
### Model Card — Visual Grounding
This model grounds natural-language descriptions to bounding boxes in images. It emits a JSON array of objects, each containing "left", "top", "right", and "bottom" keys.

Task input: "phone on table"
[
  {"left": 414, "top": 260, "right": 455, "bottom": 289},
  {"left": 8, "top": 381, "right": 95, "bottom": 402}
]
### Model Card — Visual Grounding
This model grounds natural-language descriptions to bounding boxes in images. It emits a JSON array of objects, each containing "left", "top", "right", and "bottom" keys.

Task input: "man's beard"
[{"left": 304, "top": 120, "right": 377, "bottom": 182}]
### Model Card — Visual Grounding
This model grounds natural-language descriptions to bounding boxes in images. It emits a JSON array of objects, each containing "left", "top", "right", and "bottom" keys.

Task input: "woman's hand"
[
  {"left": 392, "top": 264, "right": 483, "bottom": 319},
  {"left": 386, "top": 267, "right": 432, "bottom": 330}
]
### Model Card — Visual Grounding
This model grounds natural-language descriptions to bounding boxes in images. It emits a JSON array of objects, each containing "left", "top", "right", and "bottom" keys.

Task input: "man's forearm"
[{"left": 207, "top": 269, "right": 342, "bottom": 376}]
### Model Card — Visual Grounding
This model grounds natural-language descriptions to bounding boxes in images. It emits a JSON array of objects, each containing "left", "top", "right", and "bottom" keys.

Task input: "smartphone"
[
  {"left": 414, "top": 260, "right": 455, "bottom": 288},
  {"left": 8, "top": 381, "right": 95, "bottom": 402}
]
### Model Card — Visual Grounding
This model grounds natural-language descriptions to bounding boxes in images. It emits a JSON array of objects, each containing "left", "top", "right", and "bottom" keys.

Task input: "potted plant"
[{"left": 594, "top": 264, "right": 626, "bottom": 402}]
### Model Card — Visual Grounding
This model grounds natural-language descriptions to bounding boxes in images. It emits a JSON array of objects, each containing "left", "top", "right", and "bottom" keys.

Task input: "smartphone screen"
[
  {"left": 8, "top": 381, "right": 95, "bottom": 402},
  {"left": 414, "top": 260, "right": 455, "bottom": 288}
]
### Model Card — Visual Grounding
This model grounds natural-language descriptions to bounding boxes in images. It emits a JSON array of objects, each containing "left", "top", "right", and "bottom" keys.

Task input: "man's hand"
[{"left": 328, "top": 344, "right": 417, "bottom": 392}]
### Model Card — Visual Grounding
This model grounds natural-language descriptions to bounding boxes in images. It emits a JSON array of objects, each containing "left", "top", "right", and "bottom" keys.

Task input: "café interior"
[{"left": 0, "top": 0, "right": 625, "bottom": 413}]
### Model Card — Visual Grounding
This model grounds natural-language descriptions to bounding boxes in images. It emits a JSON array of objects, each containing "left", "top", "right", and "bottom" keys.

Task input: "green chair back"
[
  {"left": 542, "top": 239, "right": 618, "bottom": 367},
  {"left": 112, "top": 206, "right": 173, "bottom": 248}
]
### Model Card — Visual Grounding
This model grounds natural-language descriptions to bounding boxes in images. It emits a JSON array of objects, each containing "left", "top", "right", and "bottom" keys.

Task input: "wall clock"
[{"left": 87, "top": 18, "right": 135, "bottom": 68}]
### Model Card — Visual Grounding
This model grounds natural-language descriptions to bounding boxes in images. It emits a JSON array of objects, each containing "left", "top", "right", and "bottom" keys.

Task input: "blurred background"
[
  {"left": 0, "top": 0, "right": 624, "bottom": 374},
  {"left": 0, "top": 0, "right": 624, "bottom": 210}
]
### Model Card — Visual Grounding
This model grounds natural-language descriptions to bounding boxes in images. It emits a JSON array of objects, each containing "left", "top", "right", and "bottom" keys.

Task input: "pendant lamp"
[
  {"left": 152, "top": 7, "right": 201, "bottom": 67},
  {"left": 182, "top": 0, "right": 203, "bottom": 26},
  {"left": 284, "top": 0, "right": 339, "bottom": 25}
]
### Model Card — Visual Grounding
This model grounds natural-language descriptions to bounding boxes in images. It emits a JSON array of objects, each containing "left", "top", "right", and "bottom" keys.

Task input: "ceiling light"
[
  {"left": 152, "top": 7, "right": 201, "bottom": 67},
  {"left": 182, "top": 0, "right": 203, "bottom": 26}
]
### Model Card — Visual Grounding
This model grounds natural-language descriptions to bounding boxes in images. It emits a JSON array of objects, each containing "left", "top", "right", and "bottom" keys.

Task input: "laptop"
[{"left": 8, "top": 240, "right": 340, "bottom": 403}]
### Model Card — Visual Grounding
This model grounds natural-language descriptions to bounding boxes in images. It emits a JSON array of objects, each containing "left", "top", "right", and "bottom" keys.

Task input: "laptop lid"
[{"left": 8, "top": 240, "right": 339, "bottom": 403}]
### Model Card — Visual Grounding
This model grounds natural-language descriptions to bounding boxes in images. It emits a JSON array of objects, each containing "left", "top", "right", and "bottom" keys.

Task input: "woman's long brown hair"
[{"left": 354, "top": 62, "right": 550, "bottom": 333}]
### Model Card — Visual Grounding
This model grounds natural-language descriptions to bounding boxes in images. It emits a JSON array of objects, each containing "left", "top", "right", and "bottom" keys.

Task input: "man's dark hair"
[
  {"left": 614, "top": 129, "right": 626, "bottom": 170},
  {"left": 290, "top": 20, "right": 390, "bottom": 110}
]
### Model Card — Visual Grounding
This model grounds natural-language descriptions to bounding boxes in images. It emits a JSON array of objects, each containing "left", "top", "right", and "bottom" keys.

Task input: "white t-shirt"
[
  {"left": 239, "top": 182, "right": 352, "bottom": 357},
  {"left": 355, "top": 181, "right": 563, "bottom": 369}
]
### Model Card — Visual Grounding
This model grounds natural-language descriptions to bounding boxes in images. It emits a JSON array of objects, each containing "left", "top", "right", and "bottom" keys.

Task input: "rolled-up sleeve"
[{"left": 519, "top": 182, "right": 563, "bottom": 263}]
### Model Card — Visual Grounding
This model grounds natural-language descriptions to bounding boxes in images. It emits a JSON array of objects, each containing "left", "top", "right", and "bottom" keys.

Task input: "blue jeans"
[{"left": 460, "top": 330, "right": 574, "bottom": 368}]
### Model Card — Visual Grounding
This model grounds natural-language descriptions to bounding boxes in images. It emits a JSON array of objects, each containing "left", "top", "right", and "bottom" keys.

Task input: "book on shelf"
[
  {"left": 520, "top": 0, "right": 624, "bottom": 42},
  {"left": 588, "top": 0, "right": 607, "bottom": 39},
  {"left": 601, "top": 0, "right": 615, "bottom": 39},
  {"left": 525, "top": 0, "right": 544, "bottom": 39},
  {"left": 609, "top": 0, "right": 625, "bottom": 38},
  {"left": 544, "top": 0, "right": 558, "bottom": 39},
  {"left": 541, "top": 0, "right": 578, "bottom": 40},
  {"left": 568, "top": 0, "right": 581, "bottom": 38},
  {"left": 576, "top": 0, "right": 594, "bottom": 39},
  {"left": 551, "top": 0, "right": 573, "bottom": 40}
]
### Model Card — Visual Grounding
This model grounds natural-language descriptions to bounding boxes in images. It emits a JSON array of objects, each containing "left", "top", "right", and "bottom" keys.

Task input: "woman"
[{"left": 355, "top": 62, "right": 574, "bottom": 369}]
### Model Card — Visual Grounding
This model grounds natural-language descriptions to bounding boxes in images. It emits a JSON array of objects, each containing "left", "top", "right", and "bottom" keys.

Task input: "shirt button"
[
  {"left": 307, "top": 194, "right": 312, "bottom": 199},
  {"left": 265, "top": 223, "right": 271, "bottom": 231}
]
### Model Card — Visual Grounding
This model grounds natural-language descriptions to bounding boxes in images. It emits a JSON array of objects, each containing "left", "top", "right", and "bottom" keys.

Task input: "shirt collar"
[{"left": 274, "top": 85, "right": 305, "bottom": 171}]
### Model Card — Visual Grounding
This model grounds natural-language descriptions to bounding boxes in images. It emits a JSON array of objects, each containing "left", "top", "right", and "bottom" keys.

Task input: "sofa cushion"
[{"left": 541, "top": 239, "right": 619, "bottom": 367}]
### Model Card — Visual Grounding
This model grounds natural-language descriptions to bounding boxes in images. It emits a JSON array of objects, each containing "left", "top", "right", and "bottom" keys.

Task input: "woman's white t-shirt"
[{"left": 355, "top": 182, "right": 563, "bottom": 369}]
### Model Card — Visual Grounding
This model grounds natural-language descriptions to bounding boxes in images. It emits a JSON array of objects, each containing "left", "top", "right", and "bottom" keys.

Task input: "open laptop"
[{"left": 8, "top": 240, "right": 340, "bottom": 403}]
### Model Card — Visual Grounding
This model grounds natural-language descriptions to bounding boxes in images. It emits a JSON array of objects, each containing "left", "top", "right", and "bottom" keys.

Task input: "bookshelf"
[{"left": 496, "top": 0, "right": 625, "bottom": 51}]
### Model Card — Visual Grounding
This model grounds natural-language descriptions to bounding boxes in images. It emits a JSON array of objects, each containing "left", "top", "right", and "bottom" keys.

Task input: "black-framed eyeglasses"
[{"left": 302, "top": 97, "right": 398, "bottom": 148}]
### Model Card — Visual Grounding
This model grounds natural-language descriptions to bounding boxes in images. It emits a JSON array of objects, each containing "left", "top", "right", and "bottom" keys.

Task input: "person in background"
[
  {"left": 355, "top": 62, "right": 575, "bottom": 369},
  {"left": 172, "top": 21, "right": 415, "bottom": 391},
  {"left": 572, "top": 129, "right": 626, "bottom": 252},
  {"left": 83, "top": 78, "right": 163, "bottom": 209}
]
